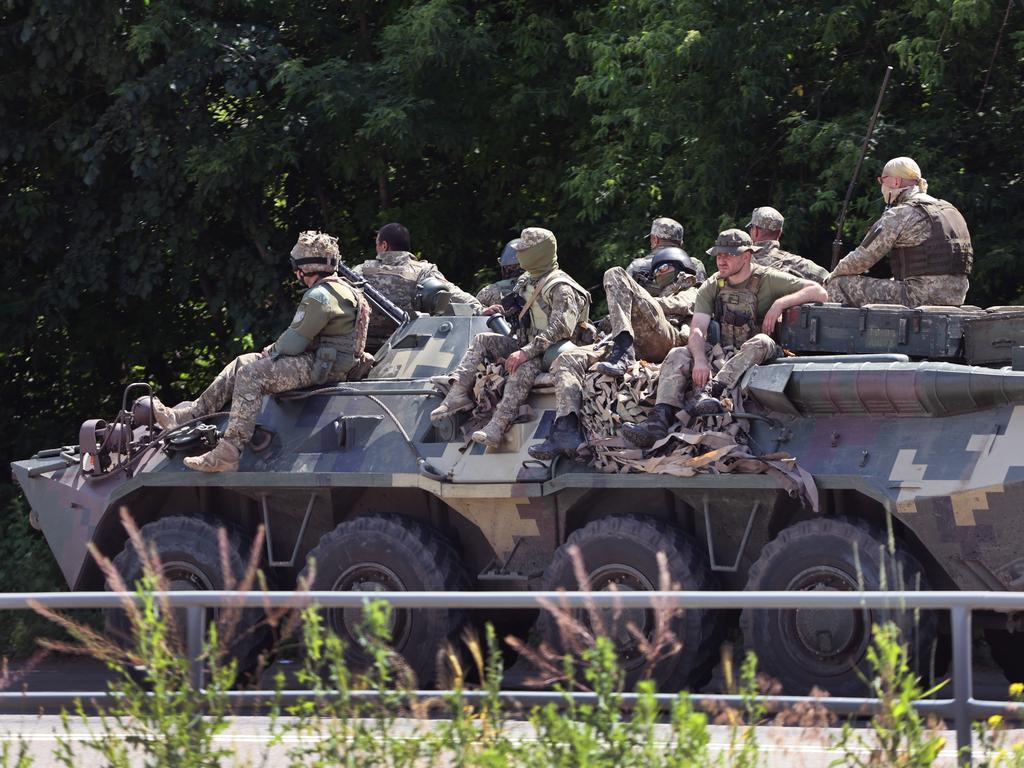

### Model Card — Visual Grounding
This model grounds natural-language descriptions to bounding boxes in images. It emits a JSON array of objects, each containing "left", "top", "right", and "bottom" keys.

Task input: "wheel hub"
[
  {"left": 330, "top": 563, "right": 409, "bottom": 649},
  {"left": 583, "top": 564, "right": 655, "bottom": 667},
  {"left": 786, "top": 566, "right": 867, "bottom": 667}
]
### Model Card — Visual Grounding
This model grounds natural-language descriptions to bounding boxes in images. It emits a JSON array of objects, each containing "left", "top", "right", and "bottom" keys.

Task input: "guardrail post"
[
  {"left": 186, "top": 606, "right": 204, "bottom": 690},
  {"left": 951, "top": 605, "right": 973, "bottom": 766}
]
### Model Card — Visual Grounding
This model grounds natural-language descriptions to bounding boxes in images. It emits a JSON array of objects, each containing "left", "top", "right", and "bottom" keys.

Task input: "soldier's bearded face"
[{"left": 716, "top": 251, "right": 749, "bottom": 278}]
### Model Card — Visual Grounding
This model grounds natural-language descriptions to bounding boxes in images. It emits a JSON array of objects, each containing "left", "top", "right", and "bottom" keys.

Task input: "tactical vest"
[
  {"left": 358, "top": 253, "right": 436, "bottom": 315},
  {"left": 713, "top": 269, "right": 763, "bottom": 348},
  {"left": 312, "top": 276, "right": 370, "bottom": 375},
  {"left": 518, "top": 270, "right": 591, "bottom": 344},
  {"left": 891, "top": 197, "right": 973, "bottom": 279}
]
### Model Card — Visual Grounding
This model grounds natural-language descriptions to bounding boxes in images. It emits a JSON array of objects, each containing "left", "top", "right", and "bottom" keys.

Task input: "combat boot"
[
  {"left": 183, "top": 440, "right": 241, "bottom": 473},
  {"left": 430, "top": 382, "right": 474, "bottom": 423},
  {"left": 471, "top": 415, "right": 512, "bottom": 448},
  {"left": 594, "top": 332, "right": 636, "bottom": 379},
  {"left": 692, "top": 380, "right": 728, "bottom": 416},
  {"left": 621, "top": 403, "right": 676, "bottom": 448},
  {"left": 149, "top": 397, "right": 195, "bottom": 431},
  {"left": 527, "top": 413, "right": 584, "bottom": 460}
]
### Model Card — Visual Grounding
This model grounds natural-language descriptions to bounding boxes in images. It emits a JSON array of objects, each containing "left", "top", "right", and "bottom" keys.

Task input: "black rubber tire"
[
  {"left": 740, "top": 516, "right": 938, "bottom": 696},
  {"left": 299, "top": 514, "right": 469, "bottom": 686},
  {"left": 106, "top": 516, "right": 269, "bottom": 683},
  {"left": 985, "top": 629, "right": 1024, "bottom": 685},
  {"left": 540, "top": 515, "right": 720, "bottom": 692}
]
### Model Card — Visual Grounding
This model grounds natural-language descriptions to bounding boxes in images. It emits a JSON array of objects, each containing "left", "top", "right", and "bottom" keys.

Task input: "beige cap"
[
  {"left": 882, "top": 157, "right": 922, "bottom": 181},
  {"left": 646, "top": 217, "right": 684, "bottom": 242},
  {"left": 509, "top": 227, "right": 556, "bottom": 251},
  {"left": 746, "top": 206, "right": 784, "bottom": 230}
]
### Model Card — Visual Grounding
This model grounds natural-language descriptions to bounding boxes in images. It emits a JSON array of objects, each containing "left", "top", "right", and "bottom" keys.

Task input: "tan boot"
[
  {"left": 430, "top": 383, "right": 474, "bottom": 423},
  {"left": 183, "top": 440, "right": 241, "bottom": 473},
  {"left": 150, "top": 397, "right": 194, "bottom": 431},
  {"left": 471, "top": 416, "right": 512, "bottom": 448}
]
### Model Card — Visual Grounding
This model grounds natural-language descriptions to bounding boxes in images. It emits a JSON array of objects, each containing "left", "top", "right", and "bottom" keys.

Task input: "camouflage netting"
[{"left": 434, "top": 349, "right": 817, "bottom": 510}]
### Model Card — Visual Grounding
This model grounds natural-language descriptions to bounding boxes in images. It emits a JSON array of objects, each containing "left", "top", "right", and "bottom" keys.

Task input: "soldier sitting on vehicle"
[
  {"left": 149, "top": 231, "right": 370, "bottom": 472},
  {"left": 476, "top": 240, "right": 523, "bottom": 307},
  {"left": 354, "top": 222, "right": 482, "bottom": 350},
  {"left": 621, "top": 229, "right": 827, "bottom": 448},
  {"left": 592, "top": 217, "right": 707, "bottom": 378},
  {"left": 826, "top": 156, "right": 973, "bottom": 307},
  {"left": 747, "top": 206, "right": 829, "bottom": 283},
  {"left": 528, "top": 218, "right": 706, "bottom": 461},
  {"left": 430, "top": 227, "right": 591, "bottom": 449}
]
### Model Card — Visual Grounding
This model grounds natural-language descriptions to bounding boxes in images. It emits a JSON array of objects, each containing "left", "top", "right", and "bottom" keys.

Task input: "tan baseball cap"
[{"left": 745, "top": 206, "right": 784, "bottom": 230}]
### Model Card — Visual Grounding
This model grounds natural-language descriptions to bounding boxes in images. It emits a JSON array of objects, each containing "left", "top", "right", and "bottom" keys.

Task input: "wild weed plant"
[{"left": 14, "top": 515, "right": 1024, "bottom": 767}]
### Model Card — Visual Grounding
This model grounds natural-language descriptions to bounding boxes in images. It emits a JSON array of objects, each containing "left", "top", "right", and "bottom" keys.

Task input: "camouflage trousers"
[
  {"left": 185, "top": 352, "right": 325, "bottom": 449},
  {"left": 826, "top": 274, "right": 969, "bottom": 308},
  {"left": 451, "top": 332, "right": 542, "bottom": 422},
  {"left": 655, "top": 334, "right": 779, "bottom": 407},
  {"left": 549, "top": 344, "right": 603, "bottom": 419},
  {"left": 603, "top": 267, "right": 686, "bottom": 362}
]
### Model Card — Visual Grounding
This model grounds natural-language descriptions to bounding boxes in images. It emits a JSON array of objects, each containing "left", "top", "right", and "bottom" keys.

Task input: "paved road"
[{"left": 0, "top": 715, "right": 1009, "bottom": 767}]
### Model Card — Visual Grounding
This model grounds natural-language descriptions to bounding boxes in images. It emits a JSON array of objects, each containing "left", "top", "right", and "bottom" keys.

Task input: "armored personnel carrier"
[{"left": 12, "top": 303, "right": 1024, "bottom": 694}]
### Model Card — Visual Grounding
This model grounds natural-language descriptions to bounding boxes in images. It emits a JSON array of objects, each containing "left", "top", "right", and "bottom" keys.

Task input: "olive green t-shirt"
[{"left": 692, "top": 265, "right": 807, "bottom": 321}]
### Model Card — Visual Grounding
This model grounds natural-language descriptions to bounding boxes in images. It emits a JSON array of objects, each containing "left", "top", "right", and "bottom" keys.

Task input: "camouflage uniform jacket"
[
  {"left": 753, "top": 241, "right": 829, "bottom": 284},
  {"left": 476, "top": 277, "right": 516, "bottom": 308},
  {"left": 514, "top": 270, "right": 591, "bottom": 360},
  {"left": 831, "top": 188, "right": 947, "bottom": 278},
  {"left": 353, "top": 251, "right": 482, "bottom": 314}
]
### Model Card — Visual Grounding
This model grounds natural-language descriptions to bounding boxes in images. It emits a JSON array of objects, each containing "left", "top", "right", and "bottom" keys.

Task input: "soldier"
[
  {"left": 354, "top": 222, "right": 482, "bottom": 349},
  {"left": 430, "top": 227, "right": 590, "bottom": 448},
  {"left": 621, "top": 229, "right": 827, "bottom": 448},
  {"left": 149, "top": 231, "right": 370, "bottom": 472},
  {"left": 747, "top": 206, "right": 829, "bottom": 283},
  {"left": 826, "top": 157, "right": 973, "bottom": 307},
  {"left": 476, "top": 241, "right": 523, "bottom": 307},
  {"left": 593, "top": 216, "right": 707, "bottom": 378},
  {"left": 527, "top": 220, "right": 705, "bottom": 460}
]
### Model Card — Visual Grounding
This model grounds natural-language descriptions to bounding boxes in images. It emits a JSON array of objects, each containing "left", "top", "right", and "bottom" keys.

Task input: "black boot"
[
  {"left": 693, "top": 380, "right": 728, "bottom": 415},
  {"left": 594, "top": 332, "right": 636, "bottom": 378},
  {"left": 621, "top": 403, "right": 676, "bottom": 448},
  {"left": 528, "top": 414, "right": 585, "bottom": 460}
]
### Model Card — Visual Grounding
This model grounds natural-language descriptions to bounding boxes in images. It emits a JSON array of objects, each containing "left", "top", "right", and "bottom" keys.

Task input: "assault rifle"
[
  {"left": 337, "top": 261, "right": 410, "bottom": 326},
  {"left": 831, "top": 65, "right": 893, "bottom": 269}
]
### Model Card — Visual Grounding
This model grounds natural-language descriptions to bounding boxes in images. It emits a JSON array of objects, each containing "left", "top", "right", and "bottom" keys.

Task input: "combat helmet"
[
  {"left": 651, "top": 247, "right": 707, "bottom": 284},
  {"left": 498, "top": 241, "right": 522, "bottom": 280},
  {"left": 414, "top": 277, "right": 453, "bottom": 315},
  {"left": 290, "top": 231, "right": 340, "bottom": 274}
]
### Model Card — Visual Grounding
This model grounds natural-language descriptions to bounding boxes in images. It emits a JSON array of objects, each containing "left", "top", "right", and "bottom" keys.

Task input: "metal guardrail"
[{"left": 2, "top": 589, "right": 1023, "bottom": 767}]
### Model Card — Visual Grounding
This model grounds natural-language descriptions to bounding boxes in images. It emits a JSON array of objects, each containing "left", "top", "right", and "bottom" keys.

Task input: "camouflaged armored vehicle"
[{"left": 12, "top": 301, "right": 1024, "bottom": 694}]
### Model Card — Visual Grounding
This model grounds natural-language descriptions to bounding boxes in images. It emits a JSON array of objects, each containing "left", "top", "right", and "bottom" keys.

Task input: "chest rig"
[{"left": 714, "top": 271, "right": 763, "bottom": 348}]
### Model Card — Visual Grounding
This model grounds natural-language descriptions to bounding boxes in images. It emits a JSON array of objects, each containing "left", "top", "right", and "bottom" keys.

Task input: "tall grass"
[{"left": 2, "top": 517, "right": 1019, "bottom": 767}]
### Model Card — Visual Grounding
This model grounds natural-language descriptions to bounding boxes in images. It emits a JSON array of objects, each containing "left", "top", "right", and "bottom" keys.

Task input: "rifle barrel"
[
  {"left": 831, "top": 65, "right": 893, "bottom": 269},
  {"left": 338, "top": 262, "right": 410, "bottom": 326}
]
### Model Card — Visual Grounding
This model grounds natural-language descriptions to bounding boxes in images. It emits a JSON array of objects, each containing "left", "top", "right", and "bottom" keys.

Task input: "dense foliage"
[{"left": 0, "top": 0, "right": 1021, "bottom": 572}]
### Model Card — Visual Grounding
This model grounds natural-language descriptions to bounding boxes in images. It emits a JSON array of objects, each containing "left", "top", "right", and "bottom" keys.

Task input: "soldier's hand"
[
  {"left": 692, "top": 360, "right": 711, "bottom": 388},
  {"left": 505, "top": 350, "right": 528, "bottom": 373},
  {"left": 762, "top": 302, "right": 785, "bottom": 334},
  {"left": 481, "top": 304, "right": 503, "bottom": 316}
]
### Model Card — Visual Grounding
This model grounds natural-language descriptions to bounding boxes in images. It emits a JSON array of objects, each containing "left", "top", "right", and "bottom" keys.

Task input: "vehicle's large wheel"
[
  {"left": 299, "top": 515, "right": 469, "bottom": 686},
  {"left": 540, "top": 515, "right": 719, "bottom": 692},
  {"left": 985, "top": 629, "right": 1024, "bottom": 685},
  {"left": 740, "top": 517, "right": 937, "bottom": 696},
  {"left": 106, "top": 516, "right": 269, "bottom": 682}
]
